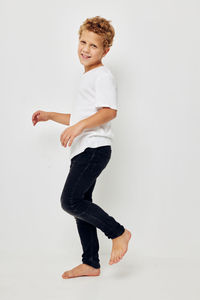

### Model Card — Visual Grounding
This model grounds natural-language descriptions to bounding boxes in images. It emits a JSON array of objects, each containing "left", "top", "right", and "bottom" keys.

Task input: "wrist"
[
  {"left": 48, "top": 112, "right": 53, "bottom": 121},
  {"left": 79, "top": 119, "right": 86, "bottom": 131}
]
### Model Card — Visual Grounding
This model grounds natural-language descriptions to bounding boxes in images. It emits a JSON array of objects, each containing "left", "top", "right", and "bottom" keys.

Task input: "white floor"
[{"left": 1, "top": 249, "right": 199, "bottom": 300}]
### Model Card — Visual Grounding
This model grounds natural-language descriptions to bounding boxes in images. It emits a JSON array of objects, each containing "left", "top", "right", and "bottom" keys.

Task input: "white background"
[{"left": 0, "top": 0, "right": 200, "bottom": 299}]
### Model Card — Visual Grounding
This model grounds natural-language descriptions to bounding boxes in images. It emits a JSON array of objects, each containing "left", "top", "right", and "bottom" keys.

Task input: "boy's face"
[{"left": 78, "top": 29, "right": 110, "bottom": 72}]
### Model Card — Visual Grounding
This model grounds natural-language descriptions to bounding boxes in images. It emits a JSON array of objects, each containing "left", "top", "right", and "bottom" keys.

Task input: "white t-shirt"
[{"left": 69, "top": 65, "right": 118, "bottom": 160}]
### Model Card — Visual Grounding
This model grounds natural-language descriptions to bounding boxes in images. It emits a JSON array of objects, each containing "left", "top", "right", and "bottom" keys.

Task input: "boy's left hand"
[{"left": 60, "top": 122, "right": 84, "bottom": 147}]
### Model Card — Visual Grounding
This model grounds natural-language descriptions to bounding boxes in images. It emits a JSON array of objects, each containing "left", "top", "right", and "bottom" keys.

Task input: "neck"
[{"left": 84, "top": 62, "right": 104, "bottom": 73}]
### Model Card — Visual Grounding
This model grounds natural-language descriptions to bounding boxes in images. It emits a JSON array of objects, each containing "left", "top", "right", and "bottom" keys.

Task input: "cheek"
[{"left": 92, "top": 50, "right": 99, "bottom": 57}]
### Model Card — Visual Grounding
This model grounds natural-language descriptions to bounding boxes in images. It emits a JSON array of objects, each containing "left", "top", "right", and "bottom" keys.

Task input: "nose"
[{"left": 82, "top": 44, "right": 90, "bottom": 53}]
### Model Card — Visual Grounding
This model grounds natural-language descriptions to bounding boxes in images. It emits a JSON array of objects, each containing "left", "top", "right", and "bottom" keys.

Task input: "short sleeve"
[{"left": 95, "top": 74, "right": 118, "bottom": 110}]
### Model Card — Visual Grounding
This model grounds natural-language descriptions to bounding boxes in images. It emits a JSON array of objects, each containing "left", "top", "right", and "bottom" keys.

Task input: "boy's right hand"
[{"left": 32, "top": 110, "right": 50, "bottom": 126}]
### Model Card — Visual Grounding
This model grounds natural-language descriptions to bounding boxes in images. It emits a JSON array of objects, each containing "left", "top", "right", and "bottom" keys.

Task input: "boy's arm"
[
  {"left": 79, "top": 107, "right": 117, "bottom": 130},
  {"left": 60, "top": 108, "right": 117, "bottom": 148},
  {"left": 49, "top": 112, "right": 71, "bottom": 126}
]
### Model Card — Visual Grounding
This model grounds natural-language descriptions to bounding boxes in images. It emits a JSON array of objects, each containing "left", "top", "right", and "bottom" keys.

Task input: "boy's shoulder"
[
  {"left": 96, "top": 65, "right": 115, "bottom": 79},
  {"left": 95, "top": 66, "right": 117, "bottom": 87},
  {"left": 80, "top": 66, "right": 117, "bottom": 90},
  {"left": 82, "top": 65, "right": 115, "bottom": 81},
  {"left": 93, "top": 66, "right": 117, "bottom": 88}
]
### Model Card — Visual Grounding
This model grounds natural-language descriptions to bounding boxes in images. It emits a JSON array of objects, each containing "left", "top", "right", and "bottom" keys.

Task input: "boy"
[{"left": 32, "top": 16, "right": 131, "bottom": 279}]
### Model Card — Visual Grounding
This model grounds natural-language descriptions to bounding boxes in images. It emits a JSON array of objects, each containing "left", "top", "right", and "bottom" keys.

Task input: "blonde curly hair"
[{"left": 78, "top": 16, "right": 115, "bottom": 50}]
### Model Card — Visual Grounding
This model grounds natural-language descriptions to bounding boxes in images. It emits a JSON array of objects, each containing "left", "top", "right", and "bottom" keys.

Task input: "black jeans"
[{"left": 60, "top": 145, "right": 125, "bottom": 269}]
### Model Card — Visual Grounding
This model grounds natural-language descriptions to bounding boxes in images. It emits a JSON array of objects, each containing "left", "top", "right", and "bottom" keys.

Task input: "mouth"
[{"left": 81, "top": 53, "right": 91, "bottom": 59}]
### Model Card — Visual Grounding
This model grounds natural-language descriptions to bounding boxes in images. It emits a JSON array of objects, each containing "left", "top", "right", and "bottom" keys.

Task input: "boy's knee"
[
  {"left": 60, "top": 195, "right": 70, "bottom": 211},
  {"left": 60, "top": 195, "right": 78, "bottom": 215}
]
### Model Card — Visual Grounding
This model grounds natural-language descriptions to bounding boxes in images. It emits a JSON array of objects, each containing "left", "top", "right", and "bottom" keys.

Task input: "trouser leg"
[
  {"left": 60, "top": 146, "right": 125, "bottom": 246},
  {"left": 74, "top": 179, "right": 101, "bottom": 269}
]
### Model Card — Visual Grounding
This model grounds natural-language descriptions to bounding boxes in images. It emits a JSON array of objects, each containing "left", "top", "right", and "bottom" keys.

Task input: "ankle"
[{"left": 83, "top": 263, "right": 100, "bottom": 269}]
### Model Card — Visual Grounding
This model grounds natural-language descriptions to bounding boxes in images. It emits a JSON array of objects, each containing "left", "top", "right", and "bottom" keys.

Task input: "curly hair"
[{"left": 78, "top": 16, "right": 115, "bottom": 49}]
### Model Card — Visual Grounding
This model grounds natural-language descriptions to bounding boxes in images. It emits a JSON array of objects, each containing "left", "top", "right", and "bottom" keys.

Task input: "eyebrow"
[{"left": 80, "top": 40, "right": 97, "bottom": 47}]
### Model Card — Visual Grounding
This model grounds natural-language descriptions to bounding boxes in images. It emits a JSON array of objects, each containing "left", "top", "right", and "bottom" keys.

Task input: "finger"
[
  {"left": 60, "top": 133, "right": 65, "bottom": 144},
  {"left": 61, "top": 135, "right": 68, "bottom": 147},
  {"left": 62, "top": 135, "right": 68, "bottom": 146},
  {"left": 32, "top": 112, "right": 39, "bottom": 120},
  {"left": 32, "top": 114, "right": 36, "bottom": 122},
  {"left": 33, "top": 114, "right": 39, "bottom": 124},
  {"left": 68, "top": 138, "right": 74, "bottom": 147},
  {"left": 32, "top": 117, "right": 37, "bottom": 125},
  {"left": 64, "top": 137, "right": 70, "bottom": 147},
  {"left": 32, "top": 112, "right": 36, "bottom": 121},
  {"left": 32, "top": 113, "right": 39, "bottom": 123},
  {"left": 64, "top": 136, "right": 71, "bottom": 147},
  {"left": 60, "top": 129, "right": 68, "bottom": 142}
]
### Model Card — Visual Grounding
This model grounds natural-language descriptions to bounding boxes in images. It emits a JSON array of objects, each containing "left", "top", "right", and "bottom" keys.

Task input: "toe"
[
  {"left": 110, "top": 255, "right": 115, "bottom": 263},
  {"left": 62, "top": 272, "right": 68, "bottom": 278}
]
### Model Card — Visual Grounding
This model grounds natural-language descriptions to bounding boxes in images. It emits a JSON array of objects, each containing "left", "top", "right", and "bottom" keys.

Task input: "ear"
[{"left": 103, "top": 47, "right": 110, "bottom": 57}]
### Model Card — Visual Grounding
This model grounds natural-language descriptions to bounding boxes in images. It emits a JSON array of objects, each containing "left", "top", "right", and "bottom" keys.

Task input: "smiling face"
[{"left": 78, "top": 30, "right": 110, "bottom": 73}]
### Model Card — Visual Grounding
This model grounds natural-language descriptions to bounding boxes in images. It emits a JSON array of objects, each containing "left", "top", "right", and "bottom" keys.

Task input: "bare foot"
[
  {"left": 62, "top": 263, "right": 100, "bottom": 279},
  {"left": 109, "top": 228, "right": 132, "bottom": 265}
]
